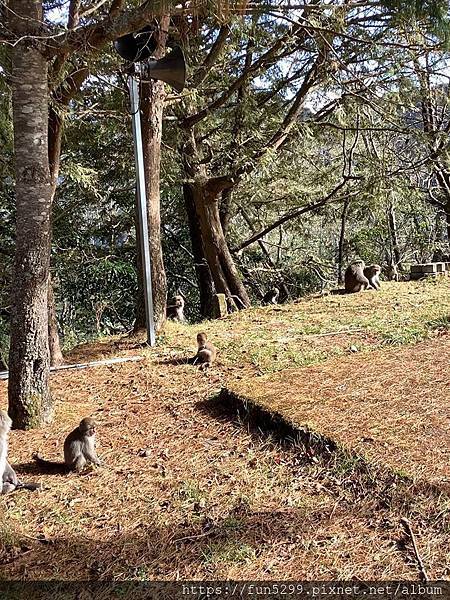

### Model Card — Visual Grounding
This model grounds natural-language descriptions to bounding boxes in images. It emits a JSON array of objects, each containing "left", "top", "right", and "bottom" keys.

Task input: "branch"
[
  {"left": 233, "top": 180, "right": 357, "bottom": 253},
  {"left": 191, "top": 24, "right": 230, "bottom": 87},
  {"left": 45, "top": 0, "right": 179, "bottom": 57},
  {"left": 180, "top": 18, "right": 307, "bottom": 129}
]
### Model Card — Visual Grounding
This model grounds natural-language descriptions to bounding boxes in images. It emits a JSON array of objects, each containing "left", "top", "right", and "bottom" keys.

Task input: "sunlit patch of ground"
[{"left": 224, "top": 335, "right": 450, "bottom": 489}]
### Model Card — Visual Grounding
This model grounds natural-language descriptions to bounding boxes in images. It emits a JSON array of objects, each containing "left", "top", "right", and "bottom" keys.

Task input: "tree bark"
[
  {"left": 47, "top": 66, "right": 89, "bottom": 363},
  {"left": 47, "top": 274, "right": 64, "bottom": 367},
  {"left": 192, "top": 179, "right": 251, "bottom": 308},
  {"left": 133, "top": 16, "right": 169, "bottom": 333},
  {"left": 47, "top": 107, "right": 65, "bottom": 366},
  {"left": 8, "top": 0, "right": 53, "bottom": 428},
  {"left": 183, "top": 183, "right": 215, "bottom": 317}
]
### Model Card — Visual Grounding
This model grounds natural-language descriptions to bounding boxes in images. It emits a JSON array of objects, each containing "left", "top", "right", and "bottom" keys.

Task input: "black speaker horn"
[
  {"left": 114, "top": 26, "right": 158, "bottom": 63},
  {"left": 146, "top": 46, "right": 186, "bottom": 93}
]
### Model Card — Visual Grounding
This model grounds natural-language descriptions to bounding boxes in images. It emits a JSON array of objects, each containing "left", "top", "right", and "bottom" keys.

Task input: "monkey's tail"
[
  {"left": 330, "top": 288, "right": 346, "bottom": 295},
  {"left": 16, "top": 481, "right": 43, "bottom": 492},
  {"left": 33, "top": 453, "right": 68, "bottom": 473}
]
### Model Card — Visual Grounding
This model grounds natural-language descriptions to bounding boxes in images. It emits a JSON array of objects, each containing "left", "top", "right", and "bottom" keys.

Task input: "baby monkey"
[
  {"left": 34, "top": 417, "right": 101, "bottom": 473},
  {"left": 189, "top": 332, "right": 217, "bottom": 371}
]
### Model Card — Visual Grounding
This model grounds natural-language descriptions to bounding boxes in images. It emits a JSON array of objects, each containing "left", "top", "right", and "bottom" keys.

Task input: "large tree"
[{"left": 4, "top": 0, "right": 237, "bottom": 428}]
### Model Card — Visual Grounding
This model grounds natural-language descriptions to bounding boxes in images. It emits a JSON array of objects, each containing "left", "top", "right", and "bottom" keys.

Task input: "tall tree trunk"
[
  {"left": 220, "top": 187, "right": 233, "bottom": 236},
  {"left": 434, "top": 167, "right": 450, "bottom": 242},
  {"left": 181, "top": 130, "right": 250, "bottom": 313},
  {"left": 192, "top": 179, "right": 251, "bottom": 308},
  {"left": 47, "top": 274, "right": 63, "bottom": 366},
  {"left": 8, "top": 0, "right": 53, "bottom": 428},
  {"left": 133, "top": 16, "right": 169, "bottom": 333},
  {"left": 46, "top": 66, "right": 88, "bottom": 363},
  {"left": 47, "top": 108, "right": 65, "bottom": 366},
  {"left": 183, "top": 183, "right": 215, "bottom": 317},
  {"left": 338, "top": 198, "right": 350, "bottom": 284}
]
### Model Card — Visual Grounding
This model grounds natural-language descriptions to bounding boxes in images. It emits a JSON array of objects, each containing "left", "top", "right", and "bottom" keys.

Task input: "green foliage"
[
  {"left": 382, "top": 0, "right": 450, "bottom": 43},
  {"left": 1, "top": 7, "right": 449, "bottom": 350}
]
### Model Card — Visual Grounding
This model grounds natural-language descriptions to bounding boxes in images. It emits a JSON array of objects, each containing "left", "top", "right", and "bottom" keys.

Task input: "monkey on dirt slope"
[
  {"left": 188, "top": 332, "right": 217, "bottom": 371},
  {"left": 34, "top": 417, "right": 101, "bottom": 473},
  {"left": 344, "top": 260, "right": 370, "bottom": 293}
]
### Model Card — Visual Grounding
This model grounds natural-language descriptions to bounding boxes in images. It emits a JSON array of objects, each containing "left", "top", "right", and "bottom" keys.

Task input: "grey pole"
[{"left": 129, "top": 73, "right": 156, "bottom": 346}]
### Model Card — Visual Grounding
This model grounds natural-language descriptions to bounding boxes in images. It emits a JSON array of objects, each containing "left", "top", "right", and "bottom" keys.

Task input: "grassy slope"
[{"left": 0, "top": 278, "right": 449, "bottom": 581}]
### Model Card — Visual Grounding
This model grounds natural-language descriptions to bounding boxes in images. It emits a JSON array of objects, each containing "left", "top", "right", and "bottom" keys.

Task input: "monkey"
[
  {"left": 33, "top": 417, "right": 101, "bottom": 473},
  {"left": 262, "top": 287, "right": 280, "bottom": 305},
  {"left": 344, "top": 260, "right": 370, "bottom": 293},
  {"left": 166, "top": 295, "right": 185, "bottom": 322},
  {"left": 363, "top": 264, "right": 382, "bottom": 290},
  {"left": 0, "top": 410, "right": 40, "bottom": 493},
  {"left": 0, "top": 410, "right": 13, "bottom": 493},
  {"left": 385, "top": 264, "right": 400, "bottom": 282},
  {"left": 188, "top": 332, "right": 217, "bottom": 371}
]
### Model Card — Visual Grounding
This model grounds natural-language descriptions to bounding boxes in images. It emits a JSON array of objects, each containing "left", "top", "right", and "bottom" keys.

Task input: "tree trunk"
[
  {"left": 338, "top": 198, "right": 350, "bottom": 284},
  {"left": 133, "top": 16, "right": 169, "bottom": 333},
  {"left": 434, "top": 167, "right": 450, "bottom": 242},
  {"left": 47, "top": 274, "right": 64, "bottom": 366},
  {"left": 47, "top": 108, "right": 65, "bottom": 366},
  {"left": 47, "top": 66, "right": 89, "bottom": 361},
  {"left": 183, "top": 183, "right": 215, "bottom": 317},
  {"left": 8, "top": 0, "right": 53, "bottom": 429},
  {"left": 220, "top": 187, "right": 233, "bottom": 236},
  {"left": 192, "top": 179, "right": 251, "bottom": 308},
  {"left": 180, "top": 128, "right": 250, "bottom": 314}
]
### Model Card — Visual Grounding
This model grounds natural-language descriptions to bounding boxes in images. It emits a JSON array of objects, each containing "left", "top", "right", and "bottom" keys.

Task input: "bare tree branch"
[{"left": 233, "top": 180, "right": 358, "bottom": 253}]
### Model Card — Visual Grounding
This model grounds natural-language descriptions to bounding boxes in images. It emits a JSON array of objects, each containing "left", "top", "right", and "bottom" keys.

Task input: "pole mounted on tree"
[{"left": 113, "top": 26, "right": 186, "bottom": 346}]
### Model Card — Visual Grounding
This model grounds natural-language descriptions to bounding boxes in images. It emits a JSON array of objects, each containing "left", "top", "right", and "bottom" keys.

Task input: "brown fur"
[
  {"left": 190, "top": 332, "right": 217, "bottom": 371},
  {"left": 344, "top": 260, "right": 370, "bottom": 293},
  {"left": 34, "top": 417, "right": 100, "bottom": 473},
  {"left": 363, "top": 264, "right": 381, "bottom": 290}
]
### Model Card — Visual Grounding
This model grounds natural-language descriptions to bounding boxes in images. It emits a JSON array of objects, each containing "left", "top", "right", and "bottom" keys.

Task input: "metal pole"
[{"left": 129, "top": 74, "right": 156, "bottom": 346}]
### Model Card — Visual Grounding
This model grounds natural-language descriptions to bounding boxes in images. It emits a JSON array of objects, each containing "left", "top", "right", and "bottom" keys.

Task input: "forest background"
[{"left": 0, "top": 0, "right": 449, "bottom": 402}]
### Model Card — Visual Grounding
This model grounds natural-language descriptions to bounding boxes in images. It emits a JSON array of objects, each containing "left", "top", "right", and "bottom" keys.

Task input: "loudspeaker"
[
  {"left": 146, "top": 46, "right": 186, "bottom": 93},
  {"left": 114, "top": 26, "right": 157, "bottom": 63}
]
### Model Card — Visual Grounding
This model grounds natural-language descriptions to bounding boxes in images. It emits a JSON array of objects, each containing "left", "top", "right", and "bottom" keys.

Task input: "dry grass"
[
  {"left": 225, "top": 335, "right": 450, "bottom": 491},
  {"left": 0, "top": 278, "right": 449, "bottom": 581}
]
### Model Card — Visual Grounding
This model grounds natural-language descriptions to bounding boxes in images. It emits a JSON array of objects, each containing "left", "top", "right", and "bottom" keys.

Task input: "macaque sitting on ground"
[
  {"left": 344, "top": 260, "right": 370, "bottom": 293},
  {"left": 188, "top": 332, "right": 217, "bottom": 371},
  {"left": 167, "top": 295, "right": 185, "bottom": 322},
  {"left": 0, "top": 410, "right": 40, "bottom": 493},
  {"left": 385, "top": 264, "right": 399, "bottom": 282},
  {"left": 34, "top": 417, "right": 101, "bottom": 473},
  {"left": 262, "top": 287, "right": 280, "bottom": 305},
  {"left": 363, "top": 264, "right": 382, "bottom": 290}
]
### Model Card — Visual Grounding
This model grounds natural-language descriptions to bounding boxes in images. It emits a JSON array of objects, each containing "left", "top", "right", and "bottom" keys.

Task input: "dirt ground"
[{"left": 0, "top": 280, "right": 449, "bottom": 580}]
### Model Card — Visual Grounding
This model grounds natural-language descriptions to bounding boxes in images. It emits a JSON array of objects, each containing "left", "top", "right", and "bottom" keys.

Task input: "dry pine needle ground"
[{"left": 0, "top": 279, "right": 449, "bottom": 580}]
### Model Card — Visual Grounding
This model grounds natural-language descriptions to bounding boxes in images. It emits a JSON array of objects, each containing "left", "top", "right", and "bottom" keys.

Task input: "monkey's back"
[
  {"left": 344, "top": 263, "right": 369, "bottom": 292},
  {"left": 198, "top": 341, "right": 216, "bottom": 363},
  {"left": 63, "top": 427, "right": 83, "bottom": 465}
]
